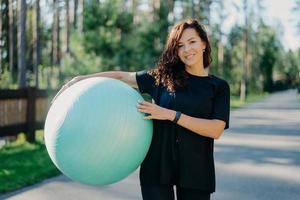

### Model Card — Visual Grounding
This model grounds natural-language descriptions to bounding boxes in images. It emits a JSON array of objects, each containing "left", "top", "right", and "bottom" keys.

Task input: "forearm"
[
  {"left": 80, "top": 71, "right": 123, "bottom": 80},
  {"left": 166, "top": 110, "right": 225, "bottom": 139},
  {"left": 79, "top": 71, "right": 137, "bottom": 87},
  {"left": 52, "top": 71, "right": 134, "bottom": 104},
  {"left": 137, "top": 101, "right": 226, "bottom": 139}
]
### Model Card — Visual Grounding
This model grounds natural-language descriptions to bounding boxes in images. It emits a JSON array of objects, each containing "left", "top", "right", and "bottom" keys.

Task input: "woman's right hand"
[{"left": 51, "top": 76, "right": 84, "bottom": 104}]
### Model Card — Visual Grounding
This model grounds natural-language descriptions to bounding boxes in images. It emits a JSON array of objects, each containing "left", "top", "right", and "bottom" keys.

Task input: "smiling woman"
[{"left": 52, "top": 18, "right": 230, "bottom": 200}]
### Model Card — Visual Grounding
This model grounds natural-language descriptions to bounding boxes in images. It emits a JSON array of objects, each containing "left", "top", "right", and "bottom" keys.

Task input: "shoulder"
[
  {"left": 209, "top": 75, "right": 230, "bottom": 92},
  {"left": 135, "top": 69, "right": 158, "bottom": 94},
  {"left": 210, "top": 75, "right": 229, "bottom": 87},
  {"left": 136, "top": 70, "right": 156, "bottom": 82},
  {"left": 136, "top": 69, "right": 155, "bottom": 78}
]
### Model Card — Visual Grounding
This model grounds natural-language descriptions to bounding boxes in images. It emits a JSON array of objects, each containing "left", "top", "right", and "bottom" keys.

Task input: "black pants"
[{"left": 141, "top": 185, "right": 211, "bottom": 200}]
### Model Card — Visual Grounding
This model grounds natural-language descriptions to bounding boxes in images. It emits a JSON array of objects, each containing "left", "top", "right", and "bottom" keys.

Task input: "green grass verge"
[
  {"left": 230, "top": 93, "right": 268, "bottom": 109},
  {"left": 0, "top": 131, "right": 61, "bottom": 195}
]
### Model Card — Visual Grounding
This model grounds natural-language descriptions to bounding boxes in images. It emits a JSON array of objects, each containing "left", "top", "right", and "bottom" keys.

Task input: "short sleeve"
[
  {"left": 211, "top": 80, "right": 230, "bottom": 129},
  {"left": 135, "top": 70, "right": 156, "bottom": 96}
]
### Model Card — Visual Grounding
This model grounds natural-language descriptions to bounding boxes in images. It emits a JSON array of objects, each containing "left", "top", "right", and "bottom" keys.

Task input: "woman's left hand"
[{"left": 137, "top": 101, "right": 175, "bottom": 121}]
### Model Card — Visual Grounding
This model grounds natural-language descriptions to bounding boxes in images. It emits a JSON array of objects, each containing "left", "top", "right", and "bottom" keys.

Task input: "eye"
[
  {"left": 178, "top": 44, "right": 183, "bottom": 48},
  {"left": 190, "top": 40, "right": 196, "bottom": 43}
]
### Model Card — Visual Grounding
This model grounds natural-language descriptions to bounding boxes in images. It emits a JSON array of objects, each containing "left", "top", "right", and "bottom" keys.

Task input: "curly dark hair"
[{"left": 148, "top": 18, "right": 212, "bottom": 92}]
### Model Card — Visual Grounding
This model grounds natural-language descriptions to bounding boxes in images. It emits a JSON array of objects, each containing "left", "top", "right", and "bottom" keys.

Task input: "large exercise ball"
[{"left": 44, "top": 77, "right": 153, "bottom": 185}]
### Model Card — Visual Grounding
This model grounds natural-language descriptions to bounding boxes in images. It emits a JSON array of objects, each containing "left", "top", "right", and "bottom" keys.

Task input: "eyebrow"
[{"left": 178, "top": 37, "right": 197, "bottom": 44}]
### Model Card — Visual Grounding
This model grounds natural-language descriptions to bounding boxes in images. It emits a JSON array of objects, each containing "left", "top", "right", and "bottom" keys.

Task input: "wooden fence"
[{"left": 0, "top": 87, "right": 54, "bottom": 142}]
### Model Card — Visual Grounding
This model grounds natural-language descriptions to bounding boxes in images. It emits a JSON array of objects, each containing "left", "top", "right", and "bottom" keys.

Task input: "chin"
[{"left": 184, "top": 60, "right": 197, "bottom": 67}]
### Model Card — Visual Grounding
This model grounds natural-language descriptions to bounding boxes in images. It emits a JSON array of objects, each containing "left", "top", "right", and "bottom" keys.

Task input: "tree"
[
  {"left": 178, "top": 0, "right": 212, "bottom": 24},
  {"left": 0, "top": 0, "right": 10, "bottom": 80},
  {"left": 214, "top": 0, "right": 227, "bottom": 76},
  {"left": 138, "top": 0, "right": 169, "bottom": 67},
  {"left": 51, "top": 0, "right": 61, "bottom": 65},
  {"left": 33, "top": 0, "right": 41, "bottom": 87},
  {"left": 199, "top": 0, "right": 213, "bottom": 26},
  {"left": 131, "top": 0, "right": 138, "bottom": 23},
  {"left": 73, "top": 0, "right": 78, "bottom": 29},
  {"left": 167, "top": 0, "right": 175, "bottom": 22},
  {"left": 0, "top": 2, "right": 2, "bottom": 75},
  {"left": 82, "top": 0, "right": 134, "bottom": 70},
  {"left": 77, "top": 0, "right": 83, "bottom": 33},
  {"left": 240, "top": 0, "right": 249, "bottom": 101},
  {"left": 259, "top": 25, "right": 280, "bottom": 92},
  {"left": 293, "top": 0, "right": 300, "bottom": 33},
  {"left": 275, "top": 50, "right": 299, "bottom": 89},
  {"left": 8, "top": 0, "right": 14, "bottom": 80},
  {"left": 248, "top": 0, "right": 265, "bottom": 94},
  {"left": 18, "top": 0, "right": 27, "bottom": 88},
  {"left": 224, "top": 24, "right": 244, "bottom": 95},
  {"left": 65, "top": 0, "right": 70, "bottom": 53}
]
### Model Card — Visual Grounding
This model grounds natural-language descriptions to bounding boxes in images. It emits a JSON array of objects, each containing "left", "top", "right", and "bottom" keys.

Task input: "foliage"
[
  {"left": 223, "top": 25, "right": 244, "bottom": 96},
  {"left": 62, "top": 33, "right": 102, "bottom": 78},
  {"left": 258, "top": 24, "right": 280, "bottom": 92},
  {"left": 83, "top": 0, "right": 136, "bottom": 70},
  {"left": 0, "top": 0, "right": 299, "bottom": 93}
]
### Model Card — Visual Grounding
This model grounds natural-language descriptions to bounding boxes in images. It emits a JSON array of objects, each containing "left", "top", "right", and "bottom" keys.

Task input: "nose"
[{"left": 183, "top": 44, "right": 192, "bottom": 53}]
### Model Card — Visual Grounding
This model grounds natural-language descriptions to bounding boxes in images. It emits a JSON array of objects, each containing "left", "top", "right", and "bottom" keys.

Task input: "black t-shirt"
[{"left": 136, "top": 70, "right": 230, "bottom": 193}]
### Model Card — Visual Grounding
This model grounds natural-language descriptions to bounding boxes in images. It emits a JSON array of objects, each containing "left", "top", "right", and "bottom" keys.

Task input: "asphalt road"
[
  {"left": 1, "top": 89, "right": 300, "bottom": 200},
  {"left": 212, "top": 89, "right": 300, "bottom": 200}
]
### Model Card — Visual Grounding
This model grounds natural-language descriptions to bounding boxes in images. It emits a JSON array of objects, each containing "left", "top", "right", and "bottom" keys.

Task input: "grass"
[
  {"left": 0, "top": 92, "right": 267, "bottom": 195},
  {"left": 0, "top": 131, "right": 61, "bottom": 195},
  {"left": 230, "top": 93, "right": 268, "bottom": 109}
]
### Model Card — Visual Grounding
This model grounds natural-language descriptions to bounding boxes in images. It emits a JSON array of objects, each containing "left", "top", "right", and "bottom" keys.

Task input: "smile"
[{"left": 185, "top": 54, "right": 195, "bottom": 59}]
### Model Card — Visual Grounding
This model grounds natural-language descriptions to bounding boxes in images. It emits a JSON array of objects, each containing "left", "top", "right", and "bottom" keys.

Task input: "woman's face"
[{"left": 177, "top": 28, "right": 206, "bottom": 69}]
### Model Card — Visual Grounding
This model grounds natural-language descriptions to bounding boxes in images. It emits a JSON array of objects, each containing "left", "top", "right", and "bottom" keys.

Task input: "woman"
[{"left": 53, "top": 18, "right": 230, "bottom": 200}]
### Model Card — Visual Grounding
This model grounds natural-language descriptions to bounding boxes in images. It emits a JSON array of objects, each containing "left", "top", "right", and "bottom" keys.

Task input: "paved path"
[
  {"left": 0, "top": 171, "right": 142, "bottom": 200},
  {"left": 1, "top": 89, "right": 300, "bottom": 200},
  {"left": 213, "top": 89, "right": 300, "bottom": 200}
]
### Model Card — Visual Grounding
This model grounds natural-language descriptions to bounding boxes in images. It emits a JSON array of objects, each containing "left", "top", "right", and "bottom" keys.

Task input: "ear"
[
  {"left": 199, "top": 39, "right": 206, "bottom": 51},
  {"left": 202, "top": 41, "right": 207, "bottom": 51}
]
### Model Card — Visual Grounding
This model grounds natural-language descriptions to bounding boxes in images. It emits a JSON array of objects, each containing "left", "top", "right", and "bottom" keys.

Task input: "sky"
[
  {"left": 263, "top": 0, "right": 299, "bottom": 50},
  {"left": 220, "top": 0, "right": 299, "bottom": 51}
]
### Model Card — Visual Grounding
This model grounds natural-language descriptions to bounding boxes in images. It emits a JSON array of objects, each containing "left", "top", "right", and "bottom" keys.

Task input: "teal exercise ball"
[{"left": 44, "top": 77, "right": 153, "bottom": 186}]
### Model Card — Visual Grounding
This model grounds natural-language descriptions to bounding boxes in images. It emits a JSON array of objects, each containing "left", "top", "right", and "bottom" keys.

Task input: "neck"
[{"left": 185, "top": 64, "right": 208, "bottom": 77}]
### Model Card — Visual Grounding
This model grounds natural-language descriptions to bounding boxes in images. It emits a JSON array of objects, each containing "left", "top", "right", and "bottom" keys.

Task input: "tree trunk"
[
  {"left": 65, "top": 0, "right": 70, "bottom": 53},
  {"left": 0, "top": 2, "right": 2, "bottom": 75},
  {"left": 191, "top": 0, "right": 195, "bottom": 18},
  {"left": 217, "top": 41, "right": 224, "bottom": 75},
  {"left": 56, "top": 1, "right": 60, "bottom": 65},
  {"left": 195, "top": 0, "right": 212, "bottom": 26},
  {"left": 240, "top": 0, "right": 248, "bottom": 101},
  {"left": 131, "top": 0, "right": 138, "bottom": 24},
  {"left": 51, "top": 0, "right": 55, "bottom": 65},
  {"left": 51, "top": 0, "right": 60, "bottom": 65},
  {"left": 206, "top": 0, "right": 212, "bottom": 26},
  {"left": 152, "top": 0, "right": 160, "bottom": 21},
  {"left": 167, "top": 0, "right": 175, "bottom": 22},
  {"left": 33, "top": 0, "right": 41, "bottom": 88},
  {"left": 180, "top": 0, "right": 189, "bottom": 18},
  {"left": 18, "top": 0, "right": 26, "bottom": 88},
  {"left": 77, "top": 0, "right": 83, "bottom": 33},
  {"left": 217, "top": 1, "right": 225, "bottom": 76},
  {"left": 8, "top": 0, "right": 14, "bottom": 77},
  {"left": 73, "top": 0, "right": 78, "bottom": 29}
]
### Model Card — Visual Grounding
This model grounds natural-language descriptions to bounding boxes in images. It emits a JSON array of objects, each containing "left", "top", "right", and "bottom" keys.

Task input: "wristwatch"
[{"left": 172, "top": 111, "right": 181, "bottom": 123}]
